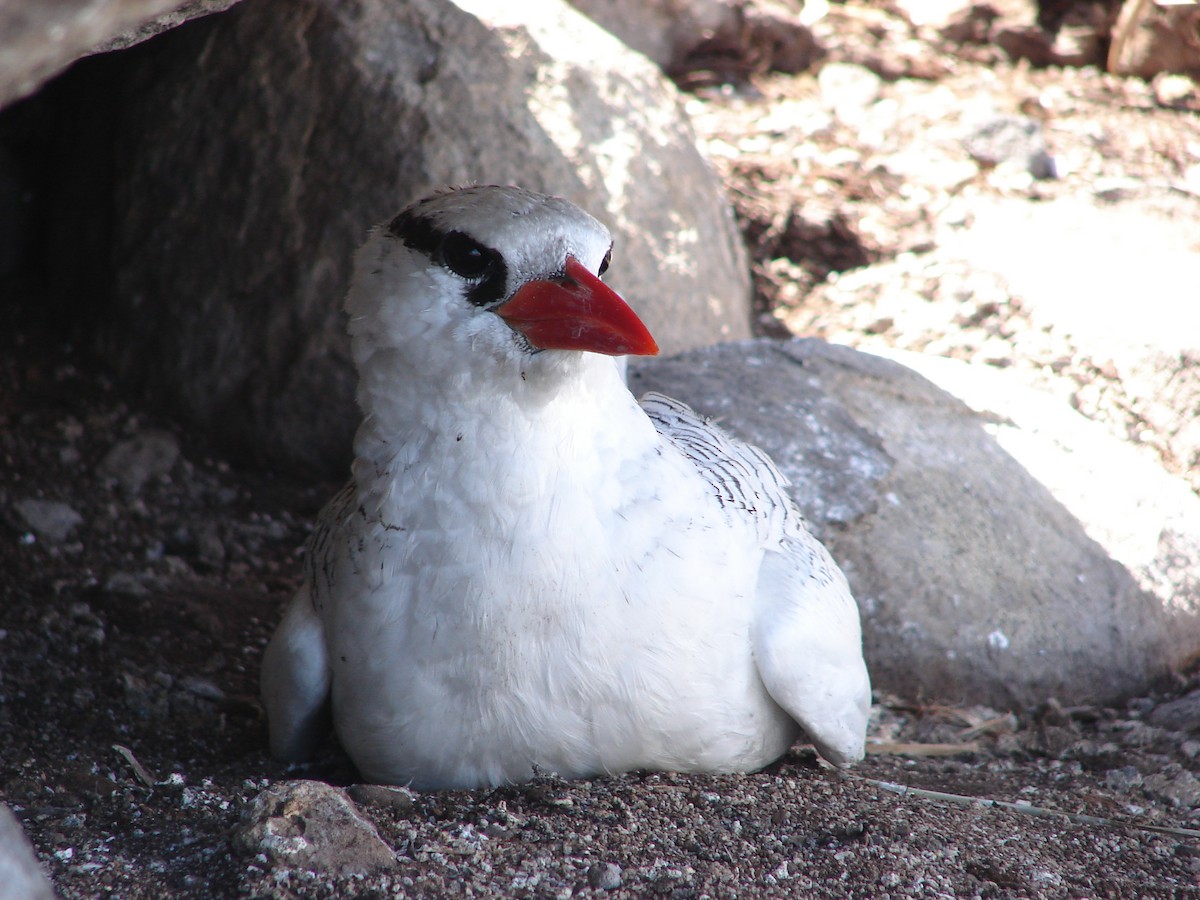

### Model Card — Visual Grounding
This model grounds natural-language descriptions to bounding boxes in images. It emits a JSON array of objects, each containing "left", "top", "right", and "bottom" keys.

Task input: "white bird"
[{"left": 261, "top": 185, "right": 870, "bottom": 790}]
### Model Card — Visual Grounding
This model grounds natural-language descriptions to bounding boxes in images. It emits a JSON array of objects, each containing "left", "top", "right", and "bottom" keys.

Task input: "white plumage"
[{"left": 261, "top": 185, "right": 870, "bottom": 789}]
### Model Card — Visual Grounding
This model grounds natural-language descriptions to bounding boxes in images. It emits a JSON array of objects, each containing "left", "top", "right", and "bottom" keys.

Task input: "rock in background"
[
  {"left": 0, "top": 0, "right": 238, "bottom": 109},
  {"left": 0, "top": 804, "right": 56, "bottom": 900},
  {"left": 633, "top": 339, "right": 1200, "bottom": 709},
  {"left": 692, "top": 2, "right": 1200, "bottom": 499},
  {"left": 3, "top": 0, "right": 750, "bottom": 475},
  {"left": 568, "top": 0, "right": 824, "bottom": 83}
]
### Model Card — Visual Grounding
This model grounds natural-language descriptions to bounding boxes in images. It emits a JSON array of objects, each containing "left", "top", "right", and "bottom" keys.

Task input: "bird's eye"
[
  {"left": 598, "top": 247, "right": 612, "bottom": 277},
  {"left": 440, "top": 231, "right": 498, "bottom": 280}
]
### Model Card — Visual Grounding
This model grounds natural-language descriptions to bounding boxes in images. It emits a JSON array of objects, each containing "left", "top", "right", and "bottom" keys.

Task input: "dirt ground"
[{"left": 3, "top": 0, "right": 1200, "bottom": 896}]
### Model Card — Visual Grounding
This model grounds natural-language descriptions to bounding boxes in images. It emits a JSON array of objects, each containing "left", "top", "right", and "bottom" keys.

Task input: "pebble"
[
  {"left": 104, "top": 572, "right": 151, "bottom": 596},
  {"left": 233, "top": 781, "right": 397, "bottom": 875},
  {"left": 180, "top": 676, "right": 225, "bottom": 702},
  {"left": 1154, "top": 73, "right": 1197, "bottom": 109},
  {"left": 346, "top": 783, "right": 417, "bottom": 813},
  {"left": 194, "top": 523, "right": 227, "bottom": 564},
  {"left": 1143, "top": 767, "right": 1200, "bottom": 809},
  {"left": 587, "top": 862, "right": 623, "bottom": 891},
  {"left": 962, "top": 115, "right": 1056, "bottom": 179},
  {"left": 13, "top": 498, "right": 83, "bottom": 543},
  {"left": 1103, "top": 765, "right": 1143, "bottom": 793},
  {"left": 1147, "top": 689, "right": 1200, "bottom": 733},
  {"left": 818, "top": 63, "right": 883, "bottom": 125},
  {"left": 97, "top": 430, "right": 180, "bottom": 495}
]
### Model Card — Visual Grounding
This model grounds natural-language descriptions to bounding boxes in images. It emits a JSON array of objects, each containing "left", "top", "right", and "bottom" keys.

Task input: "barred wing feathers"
[{"left": 639, "top": 391, "right": 871, "bottom": 765}]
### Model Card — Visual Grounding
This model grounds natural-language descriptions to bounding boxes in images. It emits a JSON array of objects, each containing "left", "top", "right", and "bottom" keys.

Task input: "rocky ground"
[
  {"left": 4, "top": 0, "right": 1200, "bottom": 896},
  {"left": 686, "top": 0, "right": 1200, "bottom": 494}
]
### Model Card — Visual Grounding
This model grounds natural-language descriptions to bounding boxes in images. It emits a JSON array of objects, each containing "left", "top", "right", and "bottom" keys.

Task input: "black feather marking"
[
  {"left": 640, "top": 392, "right": 797, "bottom": 544},
  {"left": 386, "top": 209, "right": 509, "bottom": 307}
]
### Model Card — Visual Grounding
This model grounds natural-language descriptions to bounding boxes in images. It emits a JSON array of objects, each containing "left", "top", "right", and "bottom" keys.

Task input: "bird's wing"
[
  {"left": 260, "top": 484, "right": 355, "bottom": 763},
  {"left": 640, "top": 391, "right": 871, "bottom": 765},
  {"left": 752, "top": 533, "right": 871, "bottom": 765},
  {"left": 638, "top": 391, "right": 793, "bottom": 543},
  {"left": 260, "top": 584, "right": 331, "bottom": 762}
]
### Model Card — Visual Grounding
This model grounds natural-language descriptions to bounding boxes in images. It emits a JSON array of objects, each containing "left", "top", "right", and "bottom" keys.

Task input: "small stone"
[
  {"left": 193, "top": 522, "right": 226, "bottom": 564},
  {"left": 1153, "top": 73, "right": 1197, "bottom": 110},
  {"left": 14, "top": 498, "right": 83, "bottom": 543},
  {"left": 97, "top": 430, "right": 180, "bottom": 495},
  {"left": 1148, "top": 689, "right": 1200, "bottom": 733},
  {"left": 233, "top": 780, "right": 396, "bottom": 875},
  {"left": 179, "top": 676, "right": 225, "bottom": 702},
  {"left": 346, "top": 783, "right": 417, "bottom": 813},
  {"left": 1093, "top": 177, "right": 1142, "bottom": 203},
  {"left": 1104, "top": 766, "right": 1143, "bottom": 793},
  {"left": 103, "top": 572, "right": 151, "bottom": 597},
  {"left": 962, "top": 115, "right": 1055, "bottom": 179},
  {"left": 1127, "top": 696, "right": 1156, "bottom": 716},
  {"left": 1143, "top": 767, "right": 1200, "bottom": 809},
  {"left": 588, "top": 862, "right": 623, "bottom": 891},
  {"left": 122, "top": 672, "right": 168, "bottom": 718},
  {"left": 893, "top": 0, "right": 975, "bottom": 29},
  {"left": 818, "top": 63, "right": 882, "bottom": 125}
]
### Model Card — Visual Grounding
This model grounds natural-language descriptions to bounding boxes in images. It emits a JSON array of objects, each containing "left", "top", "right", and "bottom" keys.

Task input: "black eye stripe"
[
  {"left": 387, "top": 209, "right": 439, "bottom": 253},
  {"left": 386, "top": 211, "right": 509, "bottom": 308},
  {"left": 440, "top": 232, "right": 499, "bottom": 280}
]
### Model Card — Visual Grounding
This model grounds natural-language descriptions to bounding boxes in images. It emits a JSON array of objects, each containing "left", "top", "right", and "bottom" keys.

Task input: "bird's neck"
[{"left": 350, "top": 351, "right": 656, "bottom": 511}]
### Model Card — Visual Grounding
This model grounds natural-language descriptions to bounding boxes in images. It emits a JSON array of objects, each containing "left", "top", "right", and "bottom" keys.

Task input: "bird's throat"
[{"left": 351, "top": 353, "right": 657, "bottom": 526}]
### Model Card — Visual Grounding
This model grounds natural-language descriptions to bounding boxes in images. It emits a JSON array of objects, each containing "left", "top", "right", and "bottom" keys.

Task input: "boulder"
[
  {"left": 1109, "top": 0, "right": 1200, "bottom": 79},
  {"left": 40, "top": 0, "right": 748, "bottom": 475},
  {"left": 631, "top": 339, "right": 1200, "bottom": 710},
  {"left": 0, "top": 0, "right": 239, "bottom": 110},
  {"left": 0, "top": 804, "right": 55, "bottom": 900}
]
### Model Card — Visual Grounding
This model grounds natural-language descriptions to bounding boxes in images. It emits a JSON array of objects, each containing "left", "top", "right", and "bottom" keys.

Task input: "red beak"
[{"left": 494, "top": 256, "right": 659, "bottom": 357}]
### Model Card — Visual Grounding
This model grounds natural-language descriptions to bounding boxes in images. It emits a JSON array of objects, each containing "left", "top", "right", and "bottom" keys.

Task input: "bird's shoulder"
[
  {"left": 638, "top": 391, "right": 799, "bottom": 543},
  {"left": 303, "top": 481, "right": 368, "bottom": 607}
]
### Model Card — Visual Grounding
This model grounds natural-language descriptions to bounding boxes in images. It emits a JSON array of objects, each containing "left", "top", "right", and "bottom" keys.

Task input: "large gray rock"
[
  {"left": 630, "top": 339, "right": 1200, "bottom": 710},
  {"left": 59, "top": 0, "right": 747, "bottom": 474},
  {"left": 0, "top": 804, "right": 55, "bottom": 900},
  {"left": 0, "top": 0, "right": 238, "bottom": 110}
]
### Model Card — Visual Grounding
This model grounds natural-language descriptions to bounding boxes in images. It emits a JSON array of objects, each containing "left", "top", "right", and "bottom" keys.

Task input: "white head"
[{"left": 345, "top": 185, "right": 658, "bottom": 395}]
